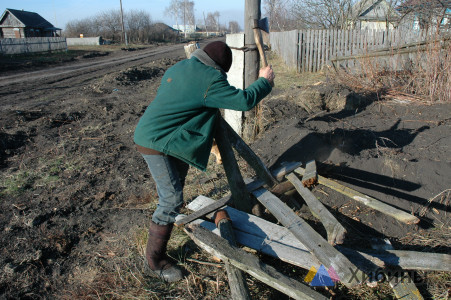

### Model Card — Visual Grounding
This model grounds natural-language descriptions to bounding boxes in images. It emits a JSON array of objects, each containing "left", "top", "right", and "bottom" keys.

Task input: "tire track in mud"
[{"left": 0, "top": 44, "right": 182, "bottom": 88}]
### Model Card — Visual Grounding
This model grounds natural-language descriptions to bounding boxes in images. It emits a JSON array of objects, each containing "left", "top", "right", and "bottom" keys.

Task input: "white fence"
[
  {"left": 0, "top": 37, "right": 67, "bottom": 55},
  {"left": 66, "top": 37, "right": 103, "bottom": 46}
]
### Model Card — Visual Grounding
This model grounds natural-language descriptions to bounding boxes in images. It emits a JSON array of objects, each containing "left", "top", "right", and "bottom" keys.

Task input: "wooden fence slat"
[
  {"left": 320, "top": 30, "right": 324, "bottom": 70},
  {"left": 344, "top": 30, "right": 349, "bottom": 56},
  {"left": 319, "top": 30, "right": 327, "bottom": 70},
  {"left": 313, "top": 29, "right": 318, "bottom": 72},
  {"left": 334, "top": 29, "right": 338, "bottom": 57},
  {"left": 252, "top": 188, "right": 364, "bottom": 288},
  {"left": 185, "top": 224, "right": 328, "bottom": 300},
  {"left": 299, "top": 30, "right": 305, "bottom": 72},
  {"left": 325, "top": 29, "right": 330, "bottom": 66},
  {"left": 308, "top": 29, "right": 313, "bottom": 72},
  {"left": 182, "top": 198, "right": 451, "bottom": 273}
]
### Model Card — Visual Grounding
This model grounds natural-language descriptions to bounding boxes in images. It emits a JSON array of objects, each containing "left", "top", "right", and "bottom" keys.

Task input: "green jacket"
[{"left": 134, "top": 49, "right": 272, "bottom": 171}]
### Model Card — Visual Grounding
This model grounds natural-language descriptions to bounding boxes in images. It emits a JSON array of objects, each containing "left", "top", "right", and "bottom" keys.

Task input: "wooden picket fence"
[
  {"left": 0, "top": 37, "right": 67, "bottom": 55},
  {"left": 269, "top": 28, "right": 431, "bottom": 73}
]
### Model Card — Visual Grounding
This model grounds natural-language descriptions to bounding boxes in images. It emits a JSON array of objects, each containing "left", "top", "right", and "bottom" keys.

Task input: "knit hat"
[{"left": 203, "top": 41, "right": 233, "bottom": 72}]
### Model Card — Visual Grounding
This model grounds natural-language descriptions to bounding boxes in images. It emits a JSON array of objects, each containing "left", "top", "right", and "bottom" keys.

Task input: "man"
[{"left": 134, "top": 41, "right": 275, "bottom": 282}]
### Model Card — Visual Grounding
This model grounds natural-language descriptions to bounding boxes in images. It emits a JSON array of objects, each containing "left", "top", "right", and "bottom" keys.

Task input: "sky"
[{"left": 0, "top": 0, "right": 246, "bottom": 30}]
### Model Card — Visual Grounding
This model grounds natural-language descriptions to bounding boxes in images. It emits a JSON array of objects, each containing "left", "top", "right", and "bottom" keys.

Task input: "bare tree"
[
  {"left": 126, "top": 10, "right": 152, "bottom": 43},
  {"left": 184, "top": 1, "right": 196, "bottom": 28},
  {"left": 290, "top": 0, "right": 404, "bottom": 29},
  {"left": 290, "top": 0, "right": 357, "bottom": 29},
  {"left": 398, "top": 0, "right": 450, "bottom": 32},
  {"left": 165, "top": 0, "right": 183, "bottom": 28},
  {"left": 206, "top": 12, "right": 220, "bottom": 32},
  {"left": 65, "top": 9, "right": 181, "bottom": 44},
  {"left": 263, "top": 0, "right": 297, "bottom": 31},
  {"left": 98, "top": 10, "right": 123, "bottom": 41},
  {"left": 228, "top": 21, "right": 241, "bottom": 33},
  {"left": 64, "top": 19, "right": 97, "bottom": 37},
  {"left": 165, "top": 0, "right": 195, "bottom": 37}
]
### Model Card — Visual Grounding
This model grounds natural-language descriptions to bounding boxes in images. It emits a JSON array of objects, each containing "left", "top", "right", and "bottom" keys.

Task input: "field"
[{"left": 0, "top": 40, "right": 449, "bottom": 299}]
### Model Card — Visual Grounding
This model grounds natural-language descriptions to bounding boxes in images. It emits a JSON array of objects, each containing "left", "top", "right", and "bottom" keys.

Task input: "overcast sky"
[{"left": 1, "top": 0, "right": 246, "bottom": 30}]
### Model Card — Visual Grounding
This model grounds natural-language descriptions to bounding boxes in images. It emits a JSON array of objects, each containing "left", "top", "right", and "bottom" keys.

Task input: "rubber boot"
[{"left": 145, "top": 221, "right": 183, "bottom": 282}]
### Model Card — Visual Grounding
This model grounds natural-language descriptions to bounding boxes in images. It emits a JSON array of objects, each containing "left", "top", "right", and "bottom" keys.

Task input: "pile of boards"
[{"left": 176, "top": 118, "right": 450, "bottom": 300}]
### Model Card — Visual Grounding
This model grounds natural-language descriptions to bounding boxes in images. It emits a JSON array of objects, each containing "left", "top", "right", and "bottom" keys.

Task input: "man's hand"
[{"left": 259, "top": 65, "right": 275, "bottom": 85}]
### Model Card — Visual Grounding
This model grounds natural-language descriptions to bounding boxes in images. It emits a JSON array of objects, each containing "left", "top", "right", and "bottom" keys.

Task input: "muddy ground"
[{"left": 0, "top": 40, "right": 450, "bottom": 299}]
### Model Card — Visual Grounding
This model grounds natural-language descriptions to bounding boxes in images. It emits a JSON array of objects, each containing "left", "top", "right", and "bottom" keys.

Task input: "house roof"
[
  {"left": 353, "top": 0, "right": 381, "bottom": 16},
  {"left": 1, "top": 8, "right": 60, "bottom": 30},
  {"left": 352, "top": 0, "right": 400, "bottom": 21}
]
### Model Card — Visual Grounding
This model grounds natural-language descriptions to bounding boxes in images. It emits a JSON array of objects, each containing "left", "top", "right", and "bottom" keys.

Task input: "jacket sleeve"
[{"left": 203, "top": 75, "right": 272, "bottom": 111}]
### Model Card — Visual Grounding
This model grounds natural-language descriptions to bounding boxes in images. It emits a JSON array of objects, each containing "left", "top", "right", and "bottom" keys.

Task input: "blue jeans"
[{"left": 142, "top": 154, "right": 189, "bottom": 225}]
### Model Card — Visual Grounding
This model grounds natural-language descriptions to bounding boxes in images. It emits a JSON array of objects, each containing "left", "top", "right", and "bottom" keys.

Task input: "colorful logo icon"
[{"left": 304, "top": 265, "right": 340, "bottom": 286}]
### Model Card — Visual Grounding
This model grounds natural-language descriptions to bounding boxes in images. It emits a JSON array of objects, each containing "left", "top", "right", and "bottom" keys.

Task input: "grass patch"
[
  {"left": 1, "top": 171, "right": 36, "bottom": 195},
  {"left": 268, "top": 51, "right": 326, "bottom": 90},
  {"left": 0, "top": 155, "right": 80, "bottom": 196}
]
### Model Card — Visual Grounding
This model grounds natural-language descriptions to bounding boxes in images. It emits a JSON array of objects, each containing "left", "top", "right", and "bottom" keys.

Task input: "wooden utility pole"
[
  {"left": 119, "top": 0, "right": 128, "bottom": 46},
  {"left": 183, "top": 0, "right": 187, "bottom": 39},
  {"left": 243, "top": 0, "right": 261, "bottom": 140}
]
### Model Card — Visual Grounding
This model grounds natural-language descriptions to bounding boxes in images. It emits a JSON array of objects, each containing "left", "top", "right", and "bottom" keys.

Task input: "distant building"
[
  {"left": 0, "top": 8, "right": 61, "bottom": 38},
  {"left": 351, "top": 0, "right": 400, "bottom": 30},
  {"left": 172, "top": 24, "right": 199, "bottom": 33}
]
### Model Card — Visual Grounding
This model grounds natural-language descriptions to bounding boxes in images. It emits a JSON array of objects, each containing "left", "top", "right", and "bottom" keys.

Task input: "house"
[
  {"left": 172, "top": 24, "right": 200, "bottom": 34},
  {"left": 0, "top": 8, "right": 61, "bottom": 38},
  {"left": 397, "top": 0, "right": 450, "bottom": 31},
  {"left": 351, "top": 0, "right": 400, "bottom": 30}
]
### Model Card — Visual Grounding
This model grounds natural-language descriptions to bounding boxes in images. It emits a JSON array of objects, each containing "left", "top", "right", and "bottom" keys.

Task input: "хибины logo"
[{"left": 304, "top": 265, "right": 340, "bottom": 286}]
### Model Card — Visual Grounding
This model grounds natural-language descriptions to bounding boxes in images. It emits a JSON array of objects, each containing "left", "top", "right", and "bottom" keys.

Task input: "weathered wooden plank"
[
  {"left": 371, "top": 239, "right": 424, "bottom": 300},
  {"left": 176, "top": 162, "right": 302, "bottom": 226},
  {"left": 308, "top": 29, "right": 313, "bottom": 72},
  {"left": 299, "top": 30, "right": 305, "bottom": 72},
  {"left": 187, "top": 196, "right": 313, "bottom": 254},
  {"left": 344, "top": 29, "right": 349, "bottom": 56},
  {"left": 316, "top": 30, "right": 322, "bottom": 71},
  {"left": 184, "top": 224, "right": 328, "bottom": 300},
  {"left": 301, "top": 160, "right": 317, "bottom": 187},
  {"left": 294, "top": 167, "right": 420, "bottom": 225},
  {"left": 338, "top": 247, "right": 451, "bottom": 272},
  {"left": 313, "top": 30, "right": 319, "bottom": 72},
  {"left": 215, "top": 210, "right": 251, "bottom": 300},
  {"left": 321, "top": 30, "right": 326, "bottom": 69},
  {"left": 215, "top": 117, "right": 253, "bottom": 213},
  {"left": 337, "top": 29, "right": 343, "bottom": 58},
  {"left": 333, "top": 29, "right": 338, "bottom": 58},
  {"left": 178, "top": 211, "right": 318, "bottom": 270},
  {"left": 185, "top": 197, "right": 451, "bottom": 272},
  {"left": 325, "top": 29, "right": 330, "bottom": 66},
  {"left": 287, "top": 173, "right": 347, "bottom": 245},
  {"left": 221, "top": 117, "right": 277, "bottom": 188},
  {"left": 176, "top": 194, "right": 231, "bottom": 226},
  {"left": 252, "top": 188, "right": 364, "bottom": 288}
]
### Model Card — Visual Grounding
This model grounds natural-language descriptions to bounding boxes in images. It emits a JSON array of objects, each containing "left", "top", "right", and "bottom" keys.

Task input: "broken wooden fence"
[
  {"left": 175, "top": 116, "right": 446, "bottom": 299},
  {"left": 270, "top": 28, "right": 443, "bottom": 73}
]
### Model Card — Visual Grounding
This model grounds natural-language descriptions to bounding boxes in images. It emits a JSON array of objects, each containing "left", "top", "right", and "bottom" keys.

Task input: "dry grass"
[
  {"left": 268, "top": 51, "right": 326, "bottom": 90},
  {"left": 331, "top": 36, "right": 450, "bottom": 103}
]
